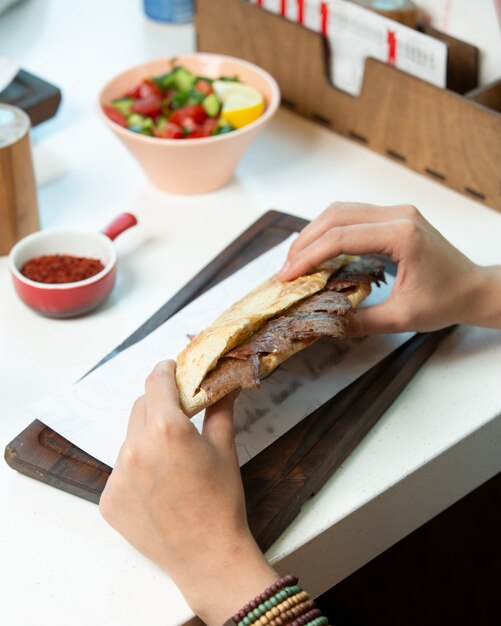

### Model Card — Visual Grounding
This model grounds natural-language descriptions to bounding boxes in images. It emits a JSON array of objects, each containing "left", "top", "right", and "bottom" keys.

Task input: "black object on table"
[{"left": 0, "top": 69, "right": 61, "bottom": 125}]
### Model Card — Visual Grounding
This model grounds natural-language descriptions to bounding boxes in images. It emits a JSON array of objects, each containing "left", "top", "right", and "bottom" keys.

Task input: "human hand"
[
  {"left": 279, "top": 202, "right": 500, "bottom": 334},
  {"left": 99, "top": 360, "right": 278, "bottom": 626}
]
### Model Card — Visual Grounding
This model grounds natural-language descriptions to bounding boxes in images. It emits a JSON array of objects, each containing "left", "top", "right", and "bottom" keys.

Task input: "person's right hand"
[
  {"left": 279, "top": 203, "right": 501, "bottom": 334},
  {"left": 99, "top": 360, "right": 278, "bottom": 626}
]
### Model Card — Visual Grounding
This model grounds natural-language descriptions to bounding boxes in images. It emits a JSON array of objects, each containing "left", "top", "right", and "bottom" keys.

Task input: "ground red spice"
[{"left": 21, "top": 254, "right": 105, "bottom": 284}]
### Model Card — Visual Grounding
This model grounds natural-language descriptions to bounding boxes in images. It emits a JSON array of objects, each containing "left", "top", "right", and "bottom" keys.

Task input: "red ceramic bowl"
[{"left": 9, "top": 214, "right": 137, "bottom": 318}]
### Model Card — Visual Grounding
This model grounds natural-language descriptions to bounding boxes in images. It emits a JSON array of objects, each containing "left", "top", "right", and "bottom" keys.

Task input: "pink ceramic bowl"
[
  {"left": 98, "top": 53, "right": 280, "bottom": 194},
  {"left": 9, "top": 213, "right": 137, "bottom": 318}
]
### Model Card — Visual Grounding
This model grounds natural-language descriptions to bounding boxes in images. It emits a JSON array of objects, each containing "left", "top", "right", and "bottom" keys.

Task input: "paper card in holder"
[
  {"left": 196, "top": 0, "right": 501, "bottom": 212},
  {"left": 248, "top": 0, "right": 447, "bottom": 96}
]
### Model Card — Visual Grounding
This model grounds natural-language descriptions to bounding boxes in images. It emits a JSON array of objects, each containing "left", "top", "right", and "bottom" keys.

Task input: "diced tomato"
[
  {"left": 131, "top": 95, "right": 163, "bottom": 118},
  {"left": 139, "top": 78, "right": 162, "bottom": 98},
  {"left": 186, "top": 129, "right": 205, "bottom": 139},
  {"left": 194, "top": 79, "right": 213, "bottom": 96},
  {"left": 126, "top": 84, "right": 142, "bottom": 98},
  {"left": 202, "top": 117, "right": 219, "bottom": 135},
  {"left": 186, "top": 118, "right": 219, "bottom": 139},
  {"left": 181, "top": 118, "right": 198, "bottom": 133},
  {"left": 153, "top": 122, "right": 184, "bottom": 139},
  {"left": 102, "top": 105, "right": 128, "bottom": 128},
  {"left": 170, "top": 104, "right": 207, "bottom": 126}
]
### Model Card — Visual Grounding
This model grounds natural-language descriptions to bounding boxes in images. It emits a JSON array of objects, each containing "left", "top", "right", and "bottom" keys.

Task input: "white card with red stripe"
[{"left": 248, "top": 0, "right": 447, "bottom": 96}]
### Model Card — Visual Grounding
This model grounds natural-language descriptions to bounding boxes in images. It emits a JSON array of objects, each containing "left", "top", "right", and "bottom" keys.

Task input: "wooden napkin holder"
[{"left": 195, "top": 0, "right": 501, "bottom": 212}]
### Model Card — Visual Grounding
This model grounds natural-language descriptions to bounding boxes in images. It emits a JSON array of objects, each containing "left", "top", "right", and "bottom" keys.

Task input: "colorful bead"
[
  {"left": 290, "top": 608, "right": 321, "bottom": 626},
  {"left": 233, "top": 574, "right": 300, "bottom": 623},
  {"left": 232, "top": 575, "right": 322, "bottom": 626},
  {"left": 267, "top": 600, "right": 314, "bottom": 626},
  {"left": 251, "top": 588, "right": 304, "bottom": 626},
  {"left": 304, "top": 617, "right": 328, "bottom": 626}
]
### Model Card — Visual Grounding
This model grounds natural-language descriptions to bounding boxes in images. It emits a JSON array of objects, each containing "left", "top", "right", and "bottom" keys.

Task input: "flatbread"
[{"left": 176, "top": 255, "right": 365, "bottom": 416}]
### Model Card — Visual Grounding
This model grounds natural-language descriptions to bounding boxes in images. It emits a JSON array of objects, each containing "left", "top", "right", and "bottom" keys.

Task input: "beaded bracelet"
[
  {"left": 232, "top": 574, "right": 298, "bottom": 623},
  {"left": 227, "top": 574, "right": 331, "bottom": 626},
  {"left": 238, "top": 586, "right": 304, "bottom": 626},
  {"left": 289, "top": 608, "right": 322, "bottom": 626},
  {"left": 265, "top": 599, "right": 316, "bottom": 626},
  {"left": 260, "top": 593, "right": 312, "bottom": 626},
  {"left": 304, "top": 617, "right": 328, "bottom": 626}
]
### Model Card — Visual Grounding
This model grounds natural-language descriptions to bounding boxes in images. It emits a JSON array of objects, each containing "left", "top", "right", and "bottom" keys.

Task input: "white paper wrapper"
[{"left": 32, "top": 235, "right": 413, "bottom": 468}]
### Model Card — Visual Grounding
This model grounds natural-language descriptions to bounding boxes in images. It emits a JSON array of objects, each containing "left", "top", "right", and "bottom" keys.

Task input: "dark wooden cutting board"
[{"left": 4, "top": 210, "right": 453, "bottom": 551}]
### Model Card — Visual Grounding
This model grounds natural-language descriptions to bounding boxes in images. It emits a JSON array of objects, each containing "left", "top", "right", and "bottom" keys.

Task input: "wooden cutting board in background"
[{"left": 4, "top": 210, "right": 453, "bottom": 551}]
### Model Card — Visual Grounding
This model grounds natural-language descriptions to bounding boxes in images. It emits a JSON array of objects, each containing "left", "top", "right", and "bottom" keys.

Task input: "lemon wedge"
[{"left": 213, "top": 80, "right": 264, "bottom": 129}]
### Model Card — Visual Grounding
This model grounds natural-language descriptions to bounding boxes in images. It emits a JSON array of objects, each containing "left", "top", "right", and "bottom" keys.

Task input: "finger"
[
  {"left": 144, "top": 360, "right": 187, "bottom": 425},
  {"left": 126, "top": 396, "right": 147, "bottom": 439},
  {"left": 345, "top": 302, "right": 406, "bottom": 336},
  {"left": 280, "top": 222, "right": 398, "bottom": 281},
  {"left": 202, "top": 391, "right": 239, "bottom": 453},
  {"left": 286, "top": 203, "right": 400, "bottom": 262}
]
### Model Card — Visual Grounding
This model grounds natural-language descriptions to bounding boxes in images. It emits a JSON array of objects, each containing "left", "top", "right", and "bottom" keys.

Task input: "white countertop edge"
[{"left": 271, "top": 412, "right": 501, "bottom": 599}]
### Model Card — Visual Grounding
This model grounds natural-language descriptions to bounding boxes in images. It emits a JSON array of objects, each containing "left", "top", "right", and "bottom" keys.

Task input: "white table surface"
[{"left": 1, "top": 2, "right": 500, "bottom": 625}]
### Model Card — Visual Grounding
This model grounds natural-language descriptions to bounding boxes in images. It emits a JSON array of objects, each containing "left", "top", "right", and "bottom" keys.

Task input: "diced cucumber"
[
  {"left": 214, "top": 119, "right": 235, "bottom": 135},
  {"left": 169, "top": 90, "right": 189, "bottom": 110},
  {"left": 171, "top": 67, "right": 196, "bottom": 92},
  {"left": 154, "top": 68, "right": 196, "bottom": 92},
  {"left": 155, "top": 116, "right": 168, "bottom": 130},
  {"left": 202, "top": 93, "right": 221, "bottom": 117},
  {"left": 217, "top": 75, "right": 240, "bottom": 83},
  {"left": 153, "top": 72, "right": 176, "bottom": 92},
  {"left": 127, "top": 113, "right": 154, "bottom": 135},
  {"left": 129, "top": 126, "right": 153, "bottom": 136},
  {"left": 111, "top": 97, "right": 134, "bottom": 116},
  {"left": 187, "top": 91, "right": 206, "bottom": 105}
]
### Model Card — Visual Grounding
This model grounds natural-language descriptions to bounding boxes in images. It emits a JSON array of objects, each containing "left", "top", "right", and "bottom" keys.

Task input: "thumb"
[
  {"left": 202, "top": 391, "right": 239, "bottom": 453},
  {"left": 346, "top": 301, "right": 404, "bottom": 336}
]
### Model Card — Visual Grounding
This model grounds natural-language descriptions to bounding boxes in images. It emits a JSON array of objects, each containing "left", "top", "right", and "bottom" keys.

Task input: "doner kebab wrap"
[{"left": 176, "top": 255, "right": 385, "bottom": 417}]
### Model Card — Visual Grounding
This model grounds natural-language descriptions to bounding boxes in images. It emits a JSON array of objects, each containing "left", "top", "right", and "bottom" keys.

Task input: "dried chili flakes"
[{"left": 21, "top": 254, "right": 105, "bottom": 284}]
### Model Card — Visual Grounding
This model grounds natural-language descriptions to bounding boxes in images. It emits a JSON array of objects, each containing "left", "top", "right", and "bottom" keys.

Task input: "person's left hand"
[{"left": 99, "top": 360, "right": 278, "bottom": 626}]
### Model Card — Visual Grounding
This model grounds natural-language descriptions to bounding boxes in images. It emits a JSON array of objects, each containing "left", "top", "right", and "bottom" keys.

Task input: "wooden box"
[{"left": 195, "top": 0, "right": 501, "bottom": 212}]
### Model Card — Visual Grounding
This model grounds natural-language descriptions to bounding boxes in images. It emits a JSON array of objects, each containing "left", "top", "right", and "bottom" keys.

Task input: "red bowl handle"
[{"left": 101, "top": 212, "right": 138, "bottom": 241}]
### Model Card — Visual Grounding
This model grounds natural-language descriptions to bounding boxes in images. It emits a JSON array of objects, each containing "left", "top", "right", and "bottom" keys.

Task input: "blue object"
[{"left": 143, "top": 0, "right": 194, "bottom": 24}]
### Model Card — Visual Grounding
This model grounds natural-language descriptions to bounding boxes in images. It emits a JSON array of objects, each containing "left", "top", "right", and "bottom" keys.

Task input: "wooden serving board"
[{"left": 4, "top": 210, "right": 453, "bottom": 551}]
